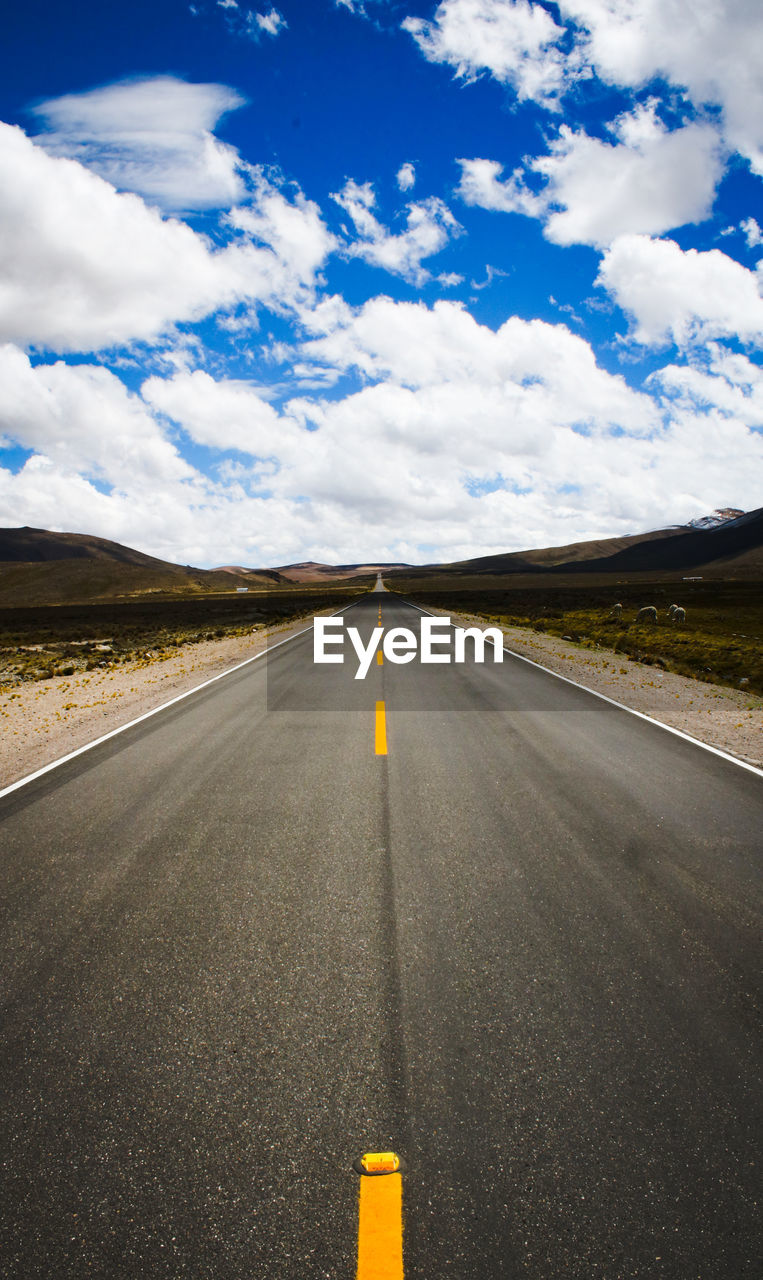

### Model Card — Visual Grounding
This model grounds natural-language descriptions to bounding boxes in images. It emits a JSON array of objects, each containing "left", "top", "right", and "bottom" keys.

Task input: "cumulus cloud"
[
  {"left": 0, "top": 345, "right": 194, "bottom": 487},
  {"left": 332, "top": 179, "right": 461, "bottom": 284},
  {"left": 458, "top": 102, "right": 724, "bottom": 248},
  {"left": 404, "top": 1, "right": 763, "bottom": 172},
  {"left": 226, "top": 176, "right": 338, "bottom": 309},
  {"left": 280, "top": 297, "right": 761, "bottom": 553},
  {"left": 655, "top": 345, "right": 763, "bottom": 426},
  {"left": 559, "top": 0, "right": 763, "bottom": 174},
  {"left": 0, "top": 123, "right": 237, "bottom": 351},
  {"left": 0, "top": 123, "right": 335, "bottom": 352},
  {"left": 32, "top": 77, "right": 247, "bottom": 211},
  {"left": 3, "top": 296, "right": 762, "bottom": 564},
  {"left": 402, "top": 0, "right": 571, "bottom": 108},
  {"left": 249, "top": 8, "right": 287, "bottom": 38},
  {"left": 597, "top": 234, "right": 763, "bottom": 347},
  {"left": 396, "top": 162, "right": 416, "bottom": 192},
  {"left": 142, "top": 369, "right": 298, "bottom": 456},
  {"left": 741, "top": 217, "right": 762, "bottom": 250},
  {"left": 300, "top": 296, "right": 657, "bottom": 425},
  {"left": 457, "top": 157, "right": 543, "bottom": 216}
]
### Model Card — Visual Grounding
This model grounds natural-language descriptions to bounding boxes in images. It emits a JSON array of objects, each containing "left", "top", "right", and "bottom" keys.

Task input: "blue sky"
[{"left": 0, "top": 0, "right": 761, "bottom": 567}]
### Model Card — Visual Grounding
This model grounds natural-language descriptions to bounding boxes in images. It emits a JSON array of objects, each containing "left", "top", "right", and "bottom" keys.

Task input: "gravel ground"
[
  {"left": 0, "top": 618, "right": 311, "bottom": 789},
  {"left": 1, "top": 610, "right": 761, "bottom": 790},
  {"left": 460, "top": 611, "right": 762, "bottom": 770}
]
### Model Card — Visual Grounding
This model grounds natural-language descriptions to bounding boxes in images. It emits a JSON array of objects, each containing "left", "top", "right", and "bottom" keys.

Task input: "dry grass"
[
  {"left": 392, "top": 577, "right": 763, "bottom": 695},
  {"left": 0, "top": 586, "right": 363, "bottom": 690}
]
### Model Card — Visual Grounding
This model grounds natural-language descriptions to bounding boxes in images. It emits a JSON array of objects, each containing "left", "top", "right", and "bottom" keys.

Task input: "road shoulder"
[
  {"left": 438, "top": 606, "right": 763, "bottom": 769},
  {"left": 0, "top": 619, "right": 309, "bottom": 789}
]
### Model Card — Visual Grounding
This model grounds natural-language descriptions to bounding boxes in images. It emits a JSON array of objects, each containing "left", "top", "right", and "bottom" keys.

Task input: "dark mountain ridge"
[
  {"left": 0, "top": 526, "right": 172, "bottom": 567},
  {"left": 0, "top": 527, "right": 271, "bottom": 606},
  {"left": 551, "top": 506, "right": 763, "bottom": 575},
  {"left": 1, "top": 508, "right": 760, "bottom": 609}
]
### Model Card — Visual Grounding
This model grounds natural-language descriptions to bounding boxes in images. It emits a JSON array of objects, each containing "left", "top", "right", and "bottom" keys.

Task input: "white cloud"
[
  {"left": 0, "top": 449, "right": 316, "bottom": 569},
  {"left": 142, "top": 369, "right": 298, "bottom": 456},
  {"left": 457, "top": 103, "right": 724, "bottom": 248},
  {"left": 0, "top": 123, "right": 238, "bottom": 351},
  {"left": 471, "top": 264, "right": 511, "bottom": 291},
  {"left": 0, "top": 123, "right": 335, "bottom": 352},
  {"left": 396, "top": 162, "right": 416, "bottom": 192},
  {"left": 534, "top": 107, "right": 722, "bottom": 247},
  {"left": 279, "top": 296, "right": 760, "bottom": 554},
  {"left": 299, "top": 296, "right": 658, "bottom": 428},
  {"left": 402, "top": 0, "right": 571, "bottom": 108},
  {"left": 741, "top": 217, "right": 762, "bottom": 250},
  {"left": 457, "top": 157, "right": 544, "bottom": 216},
  {"left": 332, "top": 179, "right": 461, "bottom": 284},
  {"left": 32, "top": 77, "right": 247, "bottom": 211},
  {"left": 3, "top": 298, "right": 762, "bottom": 564},
  {"left": 655, "top": 345, "right": 763, "bottom": 426},
  {"left": 250, "top": 8, "right": 287, "bottom": 38},
  {"left": 559, "top": 0, "right": 763, "bottom": 174},
  {"left": 226, "top": 176, "right": 338, "bottom": 310},
  {"left": 0, "top": 345, "right": 194, "bottom": 487},
  {"left": 597, "top": 234, "right": 763, "bottom": 347},
  {"left": 404, "top": 1, "right": 763, "bottom": 173}
]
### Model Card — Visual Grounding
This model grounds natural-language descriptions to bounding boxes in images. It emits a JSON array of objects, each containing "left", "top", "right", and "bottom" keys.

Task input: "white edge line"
[
  {"left": 0, "top": 597, "right": 365, "bottom": 801},
  {"left": 399, "top": 595, "right": 763, "bottom": 780}
]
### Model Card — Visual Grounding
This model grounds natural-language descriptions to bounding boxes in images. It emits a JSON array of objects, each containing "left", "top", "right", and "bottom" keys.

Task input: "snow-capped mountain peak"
[{"left": 685, "top": 508, "right": 745, "bottom": 531}]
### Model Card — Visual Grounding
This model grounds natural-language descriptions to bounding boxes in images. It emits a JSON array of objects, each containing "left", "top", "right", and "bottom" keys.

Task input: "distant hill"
[
  {"left": 215, "top": 565, "right": 287, "bottom": 584},
  {"left": 685, "top": 507, "right": 744, "bottom": 531},
  {"left": 550, "top": 506, "right": 763, "bottom": 577},
  {"left": 0, "top": 527, "right": 272, "bottom": 606},
  {"left": 398, "top": 508, "right": 763, "bottom": 581},
  {"left": 2, "top": 506, "right": 759, "bottom": 609},
  {"left": 273, "top": 561, "right": 410, "bottom": 583},
  {"left": 213, "top": 559, "right": 410, "bottom": 583},
  {"left": 0, "top": 527, "right": 173, "bottom": 567},
  {"left": 442, "top": 526, "right": 680, "bottom": 576}
]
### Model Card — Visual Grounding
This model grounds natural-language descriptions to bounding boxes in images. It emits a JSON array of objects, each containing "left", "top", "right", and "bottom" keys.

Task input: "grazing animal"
[
  {"left": 635, "top": 605, "right": 658, "bottom": 623},
  {"left": 671, "top": 606, "right": 686, "bottom": 623},
  {"left": 667, "top": 603, "right": 679, "bottom": 618},
  {"left": 609, "top": 602, "right": 623, "bottom": 618}
]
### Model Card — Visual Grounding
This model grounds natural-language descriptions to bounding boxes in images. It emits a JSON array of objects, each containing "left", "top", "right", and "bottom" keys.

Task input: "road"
[{"left": 0, "top": 590, "right": 760, "bottom": 1278}]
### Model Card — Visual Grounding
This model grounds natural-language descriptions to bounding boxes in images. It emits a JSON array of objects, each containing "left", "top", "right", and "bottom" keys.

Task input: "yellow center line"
[
  {"left": 356, "top": 1171, "right": 404, "bottom": 1279},
  {"left": 375, "top": 700, "right": 387, "bottom": 755},
  {"left": 377, "top": 649, "right": 383, "bottom": 665}
]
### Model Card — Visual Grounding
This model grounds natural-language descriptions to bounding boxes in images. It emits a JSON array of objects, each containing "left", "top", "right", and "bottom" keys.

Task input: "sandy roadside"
[
  {"left": 1, "top": 604, "right": 761, "bottom": 789},
  {"left": 446, "top": 608, "right": 763, "bottom": 770},
  {"left": 0, "top": 616, "right": 313, "bottom": 789}
]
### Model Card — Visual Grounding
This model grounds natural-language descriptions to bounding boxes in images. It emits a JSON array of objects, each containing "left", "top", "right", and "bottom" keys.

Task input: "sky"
[{"left": 0, "top": 0, "right": 761, "bottom": 568}]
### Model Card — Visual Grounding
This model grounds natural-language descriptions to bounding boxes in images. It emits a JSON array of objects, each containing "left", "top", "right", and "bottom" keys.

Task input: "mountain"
[
  {"left": 213, "top": 560, "right": 411, "bottom": 583},
  {"left": 684, "top": 507, "right": 744, "bottom": 531},
  {"left": 215, "top": 565, "right": 287, "bottom": 583},
  {"left": 549, "top": 507, "right": 763, "bottom": 577},
  {"left": 0, "top": 527, "right": 271, "bottom": 606},
  {"left": 272, "top": 561, "right": 410, "bottom": 583},
  {"left": 391, "top": 508, "right": 763, "bottom": 582},
  {"left": 0, "top": 527, "right": 173, "bottom": 566},
  {"left": 2, "top": 505, "right": 759, "bottom": 610},
  {"left": 440, "top": 526, "right": 680, "bottom": 576}
]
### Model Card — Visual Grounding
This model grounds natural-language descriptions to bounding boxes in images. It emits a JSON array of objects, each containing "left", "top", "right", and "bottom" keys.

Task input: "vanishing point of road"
[{"left": 0, "top": 587, "right": 760, "bottom": 1277}]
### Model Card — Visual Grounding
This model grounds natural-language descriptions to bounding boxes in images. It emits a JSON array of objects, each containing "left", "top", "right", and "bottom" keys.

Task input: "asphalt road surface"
[{"left": 1, "top": 591, "right": 761, "bottom": 1278}]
